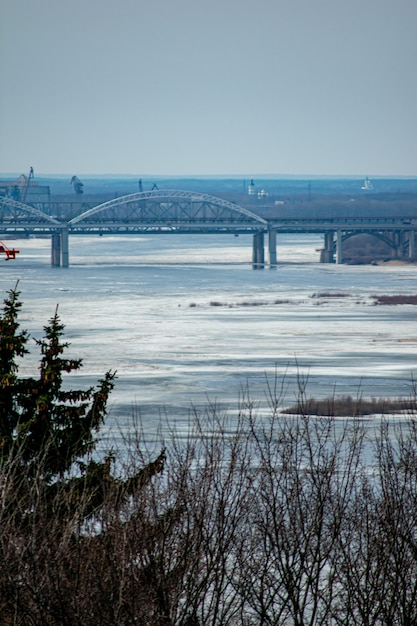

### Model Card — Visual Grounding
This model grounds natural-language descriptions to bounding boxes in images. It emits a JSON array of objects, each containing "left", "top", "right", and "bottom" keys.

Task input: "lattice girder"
[
  {"left": 69, "top": 190, "right": 267, "bottom": 227},
  {"left": 0, "top": 196, "right": 60, "bottom": 225}
]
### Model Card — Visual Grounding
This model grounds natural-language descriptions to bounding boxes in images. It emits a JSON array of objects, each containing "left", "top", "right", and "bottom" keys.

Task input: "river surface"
[{"left": 1, "top": 232, "right": 417, "bottom": 445}]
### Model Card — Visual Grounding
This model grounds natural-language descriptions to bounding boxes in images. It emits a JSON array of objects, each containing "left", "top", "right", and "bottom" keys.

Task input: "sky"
[{"left": 1, "top": 0, "right": 416, "bottom": 177}]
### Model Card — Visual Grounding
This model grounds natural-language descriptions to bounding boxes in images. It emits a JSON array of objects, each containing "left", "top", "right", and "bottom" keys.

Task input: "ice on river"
[{"left": 1, "top": 232, "right": 417, "bottom": 442}]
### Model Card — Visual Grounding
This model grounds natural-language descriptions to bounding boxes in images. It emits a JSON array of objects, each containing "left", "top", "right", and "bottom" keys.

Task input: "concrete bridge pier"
[
  {"left": 61, "top": 229, "right": 69, "bottom": 268},
  {"left": 336, "top": 230, "right": 343, "bottom": 264},
  {"left": 51, "top": 233, "right": 61, "bottom": 266},
  {"left": 397, "top": 229, "right": 416, "bottom": 259},
  {"left": 252, "top": 231, "right": 265, "bottom": 269},
  {"left": 268, "top": 228, "right": 277, "bottom": 267},
  {"left": 392, "top": 231, "right": 401, "bottom": 258},
  {"left": 51, "top": 230, "right": 69, "bottom": 267},
  {"left": 392, "top": 230, "right": 409, "bottom": 258},
  {"left": 408, "top": 230, "right": 415, "bottom": 259},
  {"left": 320, "top": 231, "right": 335, "bottom": 263}
]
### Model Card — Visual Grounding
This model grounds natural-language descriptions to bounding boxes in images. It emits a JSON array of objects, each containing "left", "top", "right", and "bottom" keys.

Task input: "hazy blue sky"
[{"left": 1, "top": 0, "right": 416, "bottom": 176}]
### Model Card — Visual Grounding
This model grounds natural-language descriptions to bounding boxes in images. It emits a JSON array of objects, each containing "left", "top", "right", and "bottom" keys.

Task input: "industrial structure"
[
  {"left": 0, "top": 168, "right": 50, "bottom": 205},
  {"left": 0, "top": 241, "right": 19, "bottom": 260}
]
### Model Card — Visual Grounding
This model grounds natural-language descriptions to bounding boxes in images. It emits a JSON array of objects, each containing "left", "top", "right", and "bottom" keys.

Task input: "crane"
[
  {"left": 8, "top": 167, "right": 35, "bottom": 202},
  {"left": 70, "top": 176, "right": 84, "bottom": 195},
  {"left": 22, "top": 166, "right": 34, "bottom": 202}
]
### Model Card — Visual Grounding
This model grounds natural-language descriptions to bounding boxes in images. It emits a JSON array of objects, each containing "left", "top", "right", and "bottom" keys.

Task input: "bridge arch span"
[
  {"left": 68, "top": 190, "right": 267, "bottom": 228},
  {"left": 0, "top": 196, "right": 60, "bottom": 225},
  {"left": 341, "top": 231, "right": 399, "bottom": 258},
  {"left": 342, "top": 231, "right": 395, "bottom": 250}
]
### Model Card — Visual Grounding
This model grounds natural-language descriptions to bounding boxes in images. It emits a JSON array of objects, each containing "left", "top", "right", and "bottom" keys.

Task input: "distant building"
[
  {"left": 0, "top": 178, "right": 50, "bottom": 205},
  {"left": 361, "top": 177, "right": 373, "bottom": 191}
]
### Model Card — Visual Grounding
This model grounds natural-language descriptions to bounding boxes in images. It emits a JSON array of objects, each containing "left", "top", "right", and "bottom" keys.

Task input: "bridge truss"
[
  {"left": 0, "top": 196, "right": 61, "bottom": 233},
  {"left": 68, "top": 190, "right": 267, "bottom": 232}
]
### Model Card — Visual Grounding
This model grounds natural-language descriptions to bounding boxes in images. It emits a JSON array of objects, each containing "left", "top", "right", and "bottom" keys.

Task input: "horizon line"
[{"left": 1, "top": 172, "right": 416, "bottom": 180}]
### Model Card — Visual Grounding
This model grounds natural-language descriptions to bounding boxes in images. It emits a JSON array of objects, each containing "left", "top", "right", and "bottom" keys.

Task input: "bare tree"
[
  {"left": 333, "top": 419, "right": 417, "bottom": 625},
  {"left": 234, "top": 407, "right": 366, "bottom": 626}
]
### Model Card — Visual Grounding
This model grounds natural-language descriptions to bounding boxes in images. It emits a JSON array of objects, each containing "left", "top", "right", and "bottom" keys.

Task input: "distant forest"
[{"left": 7, "top": 174, "right": 417, "bottom": 199}]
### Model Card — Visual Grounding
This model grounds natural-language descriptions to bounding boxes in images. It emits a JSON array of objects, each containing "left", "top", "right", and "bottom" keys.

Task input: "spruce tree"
[
  {"left": 0, "top": 285, "right": 116, "bottom": 482},
  {"left": 0, "top": 283, "right": 29, "bottom": 458},
  {"left": 0, "top": 285, "right": 165, "bottom": 523}
]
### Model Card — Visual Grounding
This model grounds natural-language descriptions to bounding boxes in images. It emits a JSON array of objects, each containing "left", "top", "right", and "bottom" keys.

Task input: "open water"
[{"left": 1, "top": 232, "right": 417, "bottom": 445}]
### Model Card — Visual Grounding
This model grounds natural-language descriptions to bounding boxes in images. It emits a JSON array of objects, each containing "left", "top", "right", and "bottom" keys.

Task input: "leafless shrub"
[
  {"left": 311, "top": 292, "right": 351, "bottom": 298},
  {"left": 331, "top": 419, "right": 417, "bottom": 625},
  {"left": 283, "top": 395, "right": 417, "bottom": 417},
  {"left": 1, "top": 387, "right": 417, "bottom": 624},
  {"left": 372, "top": 294, "right": 417, "bottom": 305},
  {"left": 208, "top": 300, "right": 291, "bottom": 308}
]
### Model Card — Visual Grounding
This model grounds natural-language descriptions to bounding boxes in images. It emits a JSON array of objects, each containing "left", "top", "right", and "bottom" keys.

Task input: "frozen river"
[{"left": 1, "top": 232, "right": 417, "bottom": 443}]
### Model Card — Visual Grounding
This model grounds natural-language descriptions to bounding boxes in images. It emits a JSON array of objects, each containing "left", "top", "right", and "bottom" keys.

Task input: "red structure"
[{"left": 0, "top": 241, "right": 20, "bottom": 260}]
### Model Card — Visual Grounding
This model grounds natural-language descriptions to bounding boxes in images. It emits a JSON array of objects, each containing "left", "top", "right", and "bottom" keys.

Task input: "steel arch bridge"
[
  {"left": 68, "top": 190, "right": 267, "bottom": 232},
  {"left": 0, "top": 190, "right": 269, "bottom": 267}
]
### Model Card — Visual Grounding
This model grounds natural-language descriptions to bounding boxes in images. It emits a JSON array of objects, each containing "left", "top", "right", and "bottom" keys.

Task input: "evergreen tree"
[
  {"left": 0, "top": 285, "right": 164, "bottom": 521},
  {"left": 0, "top": 282, "right": 29, "bottom": 457},
  {"left": 0, "top": 285, "right": 115, "bottom": 481}
]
